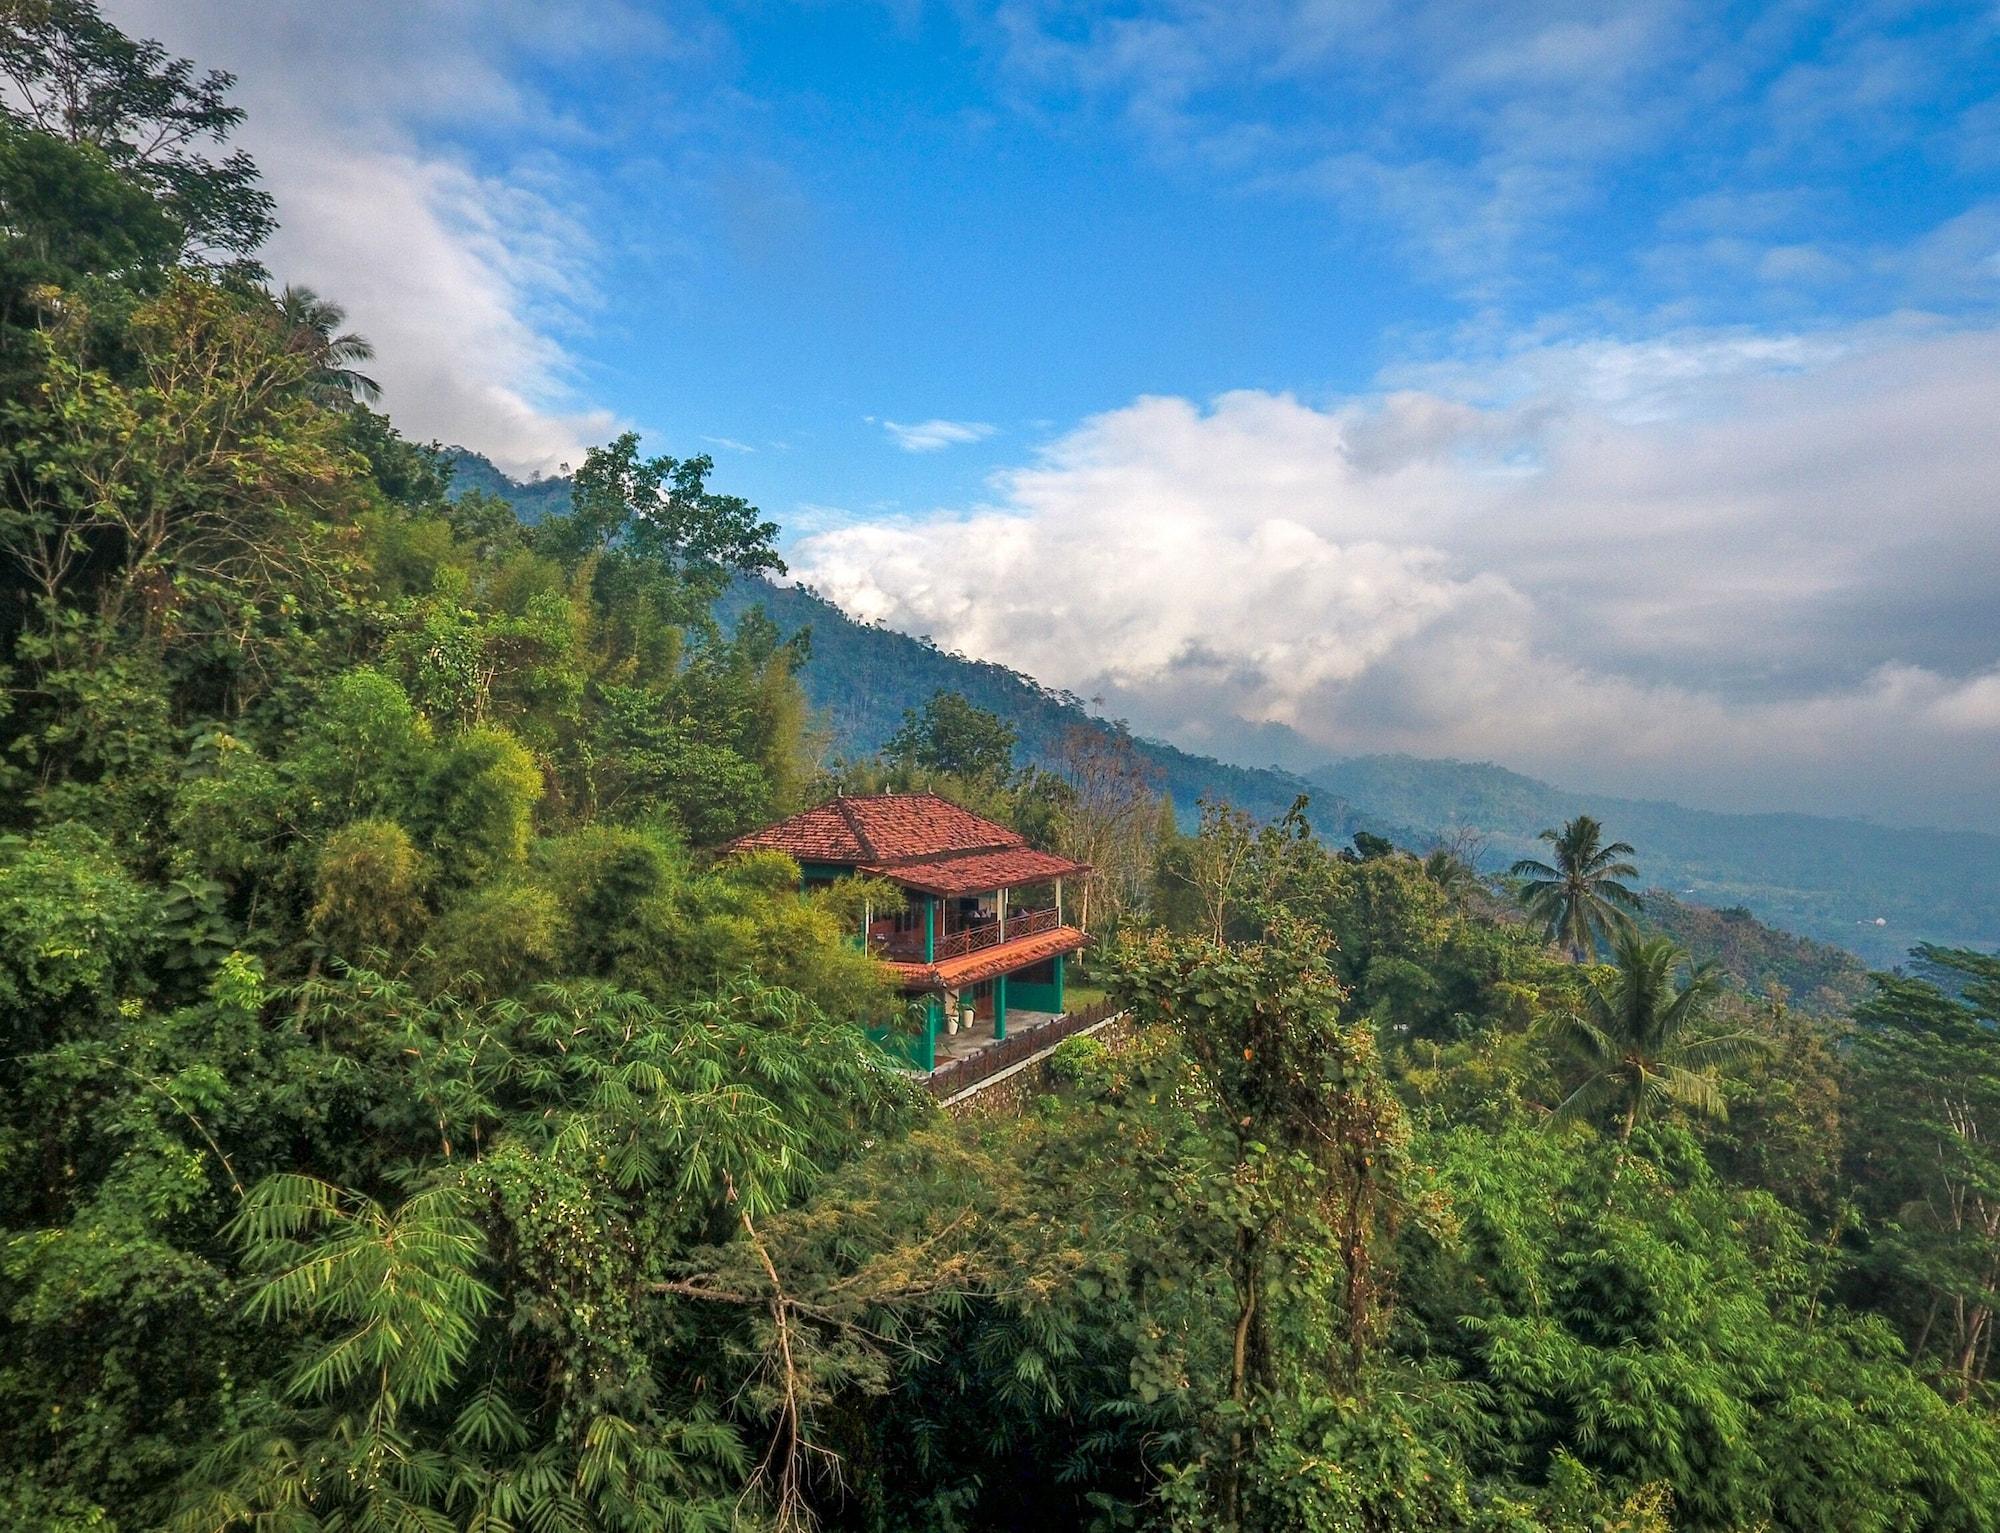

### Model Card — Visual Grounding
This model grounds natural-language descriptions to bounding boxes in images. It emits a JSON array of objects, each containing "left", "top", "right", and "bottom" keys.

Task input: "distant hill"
[
  {"left": 445, "top": 448, "right": 573, "bottom": 523},
  {"left": 454, "top": 450, "right": 1995, "bottom": 971},
  {"left": 717, "top": 576, "right": 1347, "bottom": 836},
  {"left": 1638, "top": 890, "right": 1871, "bottom": 1014},
  {"left": 1309, "top": 755, "right": 1999, "bottom": 968}
]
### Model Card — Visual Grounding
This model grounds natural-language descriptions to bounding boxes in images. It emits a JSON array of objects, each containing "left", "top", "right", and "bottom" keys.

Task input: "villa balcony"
[{"left": 868, "top": 905, "right": 1063, "bottom": 962}]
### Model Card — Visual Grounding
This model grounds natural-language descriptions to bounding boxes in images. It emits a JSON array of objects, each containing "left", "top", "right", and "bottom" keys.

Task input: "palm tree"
[
  {"left": 1422, "top": 846, "right": 1484, "bottom": 907},
  {"left": 1551, "top": 930, "right": 1755, "bottom": 1142},
  {"left": 275, "top": 284, "right": 380, "bottom": 407},
  {"left": 1510, "top": 814, "right": 1642, "bottom": 960}
]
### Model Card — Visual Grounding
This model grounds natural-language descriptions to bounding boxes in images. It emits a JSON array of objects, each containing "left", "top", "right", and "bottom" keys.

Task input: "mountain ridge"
[{"left": 448, "top": 448, "right": 1996, "bottom": 968}]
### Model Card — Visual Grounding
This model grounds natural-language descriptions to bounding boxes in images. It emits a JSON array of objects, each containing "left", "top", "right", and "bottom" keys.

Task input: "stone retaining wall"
[{"left": 941, "top": 1013, "right": 1137, "bottom": 1115}]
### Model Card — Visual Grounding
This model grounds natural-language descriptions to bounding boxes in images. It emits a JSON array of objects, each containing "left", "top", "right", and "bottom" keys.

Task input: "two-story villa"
[{"left": 726, "top": 792, "right": 1090, "bottom": 1071}]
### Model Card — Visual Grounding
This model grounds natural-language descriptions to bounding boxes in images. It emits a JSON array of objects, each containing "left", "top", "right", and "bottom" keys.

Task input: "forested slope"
[
  {"left": 7, "top": 14, "right": 1989, "bottom": 1527},
  {"left": 714, "top": 574, "right": 1349, "bottom": 831},
  {"left": 1638, "top": 890, "right": 1871, "bottom": 1013}
]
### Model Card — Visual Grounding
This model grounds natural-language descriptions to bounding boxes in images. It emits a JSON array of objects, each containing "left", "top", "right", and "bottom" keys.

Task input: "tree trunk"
[{"left": 1225, "top": 1224, "right": 1259, "bottom": 1530}]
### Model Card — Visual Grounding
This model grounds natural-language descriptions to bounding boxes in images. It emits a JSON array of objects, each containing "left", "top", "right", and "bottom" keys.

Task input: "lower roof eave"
[{"left": 881, "top": 926, "right": 1089, "bottom": 992}]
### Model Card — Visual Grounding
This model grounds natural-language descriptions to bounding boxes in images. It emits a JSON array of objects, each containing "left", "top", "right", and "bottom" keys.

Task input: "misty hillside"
[
  {"left": 1310, "top": 755, "right": 2000, "bottom": 968},
  {"left": 445, "top": 447, "right": 574, "bottom": 522},
  {"left": 715, "top": 576, "right": 1353, "bottom": 837},
  {"left": 451, "top": 449, "right": 1994, "bottom": 967}
]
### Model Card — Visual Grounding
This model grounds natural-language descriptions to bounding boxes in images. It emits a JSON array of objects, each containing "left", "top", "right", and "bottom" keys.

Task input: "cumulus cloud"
[
  {"left": 795, "top": 321, "right": 2000, "bottom": 832},
  {"left": 103, "top": 0, "right": 650, "bottom": 474},
  {"left": 881, "top": 418, "right": 1000, "bottom": 452}
]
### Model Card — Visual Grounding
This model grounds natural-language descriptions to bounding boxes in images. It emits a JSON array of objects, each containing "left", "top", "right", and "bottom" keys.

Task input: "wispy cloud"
[
  {"left": 880, "top": 417, "right": 999, "bottom": 452},
  {"left": 988, "top": 1, "right": 1996, "bottom": 311},
  {"left": 703, "top": 435, "right": 758, "bottom": 454}
]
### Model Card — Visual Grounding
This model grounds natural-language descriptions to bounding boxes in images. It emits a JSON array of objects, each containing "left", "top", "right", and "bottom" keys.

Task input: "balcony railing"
[
  {"left": 924, "top": 998, "right": 1123, "bottom": 1098},
  {"left": 933, "top": 904, "right": 1061, "bottom": 960},
  {"left": 870, "top": 905, "right": 1063, "bottom": 964}
]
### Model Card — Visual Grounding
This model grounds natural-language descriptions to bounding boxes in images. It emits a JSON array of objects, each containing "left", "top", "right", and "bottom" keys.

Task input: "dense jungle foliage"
[{"left": 4, "top": 7, "right": 2000, "bottom": 1530}]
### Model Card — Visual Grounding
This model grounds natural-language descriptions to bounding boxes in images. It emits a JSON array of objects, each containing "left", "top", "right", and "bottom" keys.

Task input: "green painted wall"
[
  {"left": 865, "top": 993, "right": 942, "bottom": 1072},
  {"left": 1010, "top": 953, "right": 1067, "bottom": 1013},
  {"left": 994, "top": 974, "right": 1007, "bottom": 1040}
]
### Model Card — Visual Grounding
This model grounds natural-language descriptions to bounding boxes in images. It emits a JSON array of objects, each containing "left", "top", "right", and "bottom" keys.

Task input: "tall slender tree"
[
  {"left": 1509, "top": 814, "right": 1642, "bottom": 960},
  {"left": 1552, "top": 930, "right": 1752, "bottom": 1142}
]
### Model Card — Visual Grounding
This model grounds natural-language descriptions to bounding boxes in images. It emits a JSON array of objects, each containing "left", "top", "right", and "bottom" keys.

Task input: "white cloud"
[
  {"left": 102, "top": 0, "right": 657, "bottom": 474},
  {"left": 881, "top": 418, "right": 1000, "bottom": 452},
  {"left": 795, "top": 321, "right": 2000, "bottom": 832}
]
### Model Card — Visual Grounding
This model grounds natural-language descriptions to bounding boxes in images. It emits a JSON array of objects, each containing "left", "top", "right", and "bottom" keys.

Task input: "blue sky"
[
  {"left": 112, "top": 2, "right": 2000, "bottom": 831},
  {"left": 425, "top": 0, "right": 1992, "bottom": 520}
]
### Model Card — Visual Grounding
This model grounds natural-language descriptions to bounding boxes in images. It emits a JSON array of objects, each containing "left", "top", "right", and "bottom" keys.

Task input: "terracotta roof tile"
[
  {"left": 861, "top": 846, "right": 1087, "bottom": 896},
  {"left": 726, "top": 792, "right": 1023, "bottom": 865},
  {"left": 881, "top": 925, "right": 1088, "bottom": 992},
  {"left": 840, "top": 794, "right": 1022, "bottom": 860},
  {"left": 726, "top": 793, "right": 1088, "bottom": 896},
  {"left": 727, "top": 800, "right": 871, "bottom": 862}
]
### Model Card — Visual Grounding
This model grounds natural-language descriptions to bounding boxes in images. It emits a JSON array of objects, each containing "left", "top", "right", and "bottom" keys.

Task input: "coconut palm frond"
[
  {"left": 1548, "top": 1008, "right": 1617, "bottom": 1063},
  {"left": 1656, "top": 1064, "right": 1728, "bottom": 1122},
  {"left": 1550, "top": 927, "right": 1751, "bottom": 1140},
  {"left": 1550, "top": 1070, "right": 1619, "bottom": 1129},
  {"left": 1672, "top": 1030, "right": 1764, "bottom": 1069},
  {"left": 1512, "top": 816, "right": 1649, "bottom": 961}
]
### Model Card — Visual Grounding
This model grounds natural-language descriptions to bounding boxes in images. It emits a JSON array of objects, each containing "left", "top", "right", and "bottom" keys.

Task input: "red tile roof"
[
  {"left": 726, "top": 793, "right": 1087, "bottom": 895},
  {"left": 727, "top": 792, "right": 1019, "bottom": 863},
  {"left": 881, "top": 924, "right": 1088, "bottom": 992},
  {"left": 842, "top": 794, "right": 1023, "bottom": 860},
  {"left": 728, "top": 800, "right": 875, "bottom": 862},
  {"left": 863, "top": 846, "right": 1084, "bottom": 896}
]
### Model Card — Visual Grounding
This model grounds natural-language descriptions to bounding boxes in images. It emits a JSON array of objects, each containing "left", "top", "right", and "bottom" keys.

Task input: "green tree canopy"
[
  {"left": 882, "top": 687, "right": 1018, "bottom": 781},
  {"left": 0, "top": 0, "right": 275, "bottom": 263}
]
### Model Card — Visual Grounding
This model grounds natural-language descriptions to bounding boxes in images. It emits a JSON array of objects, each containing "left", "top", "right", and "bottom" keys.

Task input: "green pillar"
[
  {"left": 1054, "top": 953, "right": 1066, "bottom": 1014},
  {"left": 994, "top": 974, "right": 1008, "bottom": 1040},
  {"left": 923, "top": 897, "right": 936, "bottom": 962},
  {"left": 919, "top": 993, "right": 939, "bottom": 1072}
]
